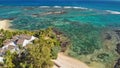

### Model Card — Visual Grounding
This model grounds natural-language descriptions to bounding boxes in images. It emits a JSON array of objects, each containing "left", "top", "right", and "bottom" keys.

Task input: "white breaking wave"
[
  {"left": 53, "top": 6, "right": 62, "bottom": 8},
  {"left": 106, "top": 10, "right": 120, "bottom": 14},
  {"left": 63, "top": 6, "right": 73, "bottom": 9},
  {"left": 39, "top": 6, "right": 50, "bottom": 8},
  {"left": 72, "top": 6, "right": 88, "bottom": 9},
  {"left": 39, "top": 6, "right": 89, "bottom": 10},
  {"left": 38, "top": 6, "right": 120, "bottom": 15},
  {"left": 63, "top": 6, "right": 88, "bottom": 9}
]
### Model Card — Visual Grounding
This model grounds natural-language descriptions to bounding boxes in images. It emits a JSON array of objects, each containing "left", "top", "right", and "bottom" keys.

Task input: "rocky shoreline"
[{"left": 114, "top": 29, "right": 120, "bottom": 68}]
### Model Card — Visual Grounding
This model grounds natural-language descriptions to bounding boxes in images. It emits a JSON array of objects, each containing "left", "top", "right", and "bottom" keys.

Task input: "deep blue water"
[{"left": 0, "top": 1, "right": 120, "bottom": 11}]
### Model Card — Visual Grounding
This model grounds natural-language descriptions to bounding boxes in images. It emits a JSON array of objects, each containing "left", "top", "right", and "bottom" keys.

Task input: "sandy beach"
[
  {"left": 53, "top": 52, "right": 89, "bottom": 68},
  {"left": 0, "top": 20, "right": 12, "bottom": 30}
]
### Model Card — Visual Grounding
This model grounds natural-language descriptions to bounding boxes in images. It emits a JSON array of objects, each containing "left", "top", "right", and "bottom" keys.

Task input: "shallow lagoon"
[{"left": 0, "top": 6, "right": 120, "bottom": 30}]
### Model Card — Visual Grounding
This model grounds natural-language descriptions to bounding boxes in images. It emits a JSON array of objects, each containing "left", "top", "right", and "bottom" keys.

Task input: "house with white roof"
[{"left": 0, "top": 34, "right": 36, "bottom": 63}]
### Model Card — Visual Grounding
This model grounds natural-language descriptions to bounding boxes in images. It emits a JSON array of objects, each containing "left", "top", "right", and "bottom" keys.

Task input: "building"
[{"left": 0, "top": 34, "right": 36, "bottom": 63}]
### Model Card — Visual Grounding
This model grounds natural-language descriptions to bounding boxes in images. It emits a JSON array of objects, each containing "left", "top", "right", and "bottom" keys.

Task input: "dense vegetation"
[{"left": 0, "top": 28, "right": 60, "bottom": 68}]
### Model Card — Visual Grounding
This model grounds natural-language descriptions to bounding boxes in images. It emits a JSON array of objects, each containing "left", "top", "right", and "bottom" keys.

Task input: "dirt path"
[{"left": 53, "top": 52, "right": 89, "bottom": 68}]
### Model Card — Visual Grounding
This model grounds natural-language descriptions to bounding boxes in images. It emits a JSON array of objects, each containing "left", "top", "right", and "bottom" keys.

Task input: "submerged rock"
[
  {"left": 114, "top": 58, "right": 120, "bottom": 68},
  {"left": 32, "top": 11, "right": 66, "bottom": 17},
  {"left": 52, "top": 28, "right": 63, "bottom": 35},
  {"left": 105, "top": 33, "right": 112, "bottom": 40},
  {"left": 42, "top": 11, "right": 66, "bottom": 15},
  {"left": 116, "top": 43, "right": 120, "bottom": 54},
  {"left": 114, "top": 29, "right": 120, "bottom": 38},
  {"left": 115, "top": 43, "right": 120, "bottom": 68}
]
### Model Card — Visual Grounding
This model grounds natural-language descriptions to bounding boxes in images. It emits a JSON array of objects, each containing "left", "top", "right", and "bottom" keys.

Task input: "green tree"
[
  {"left": 4, "top": 51, "right": 16, "bottom": 68},
  {"left": 0, "top": 28, "right": 60, "bottom": 68}
]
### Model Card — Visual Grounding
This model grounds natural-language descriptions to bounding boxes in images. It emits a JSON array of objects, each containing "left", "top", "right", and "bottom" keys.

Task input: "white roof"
[
  {"left": 23, "top": 40, "right": 30, "bottom": 47},
  {"left": 0, "top": 57, "right": 3, "bottom": 63},
  {"left": 30, "top": 36, "right": 36, "bottom": 41},
  {"left": 2, "top": 42, "right": 16, "bottom": 49}
]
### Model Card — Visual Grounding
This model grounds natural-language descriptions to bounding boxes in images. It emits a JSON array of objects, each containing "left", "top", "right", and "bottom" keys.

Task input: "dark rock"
[
  {"left": 32, "top": 14, "right": 39, "bottom": 17},
  {"left": 43, "top": 11, "right": 66, "bottom": 15},
  {"left": 115, "top": 30, "right": 120, "bottom": 32},
  {"left": 114, "top": 58, "right": 120, "bottom": 68},
  {"left": 116, "top": 43, "right": 120, "bottom": 54},
  {"left": 52, "top": 28, "right": 63, "bottom": 35},
  {"left": 61, "top": 42, "right": 69, "bottom": 47},
  {"left": 8, "top": 17, "right": 16, "bottom": 20},
  {"left": 54, "top": 11, "right": 66, "bottom": 14},
  {"left": 61, "top": 41, "right": 69, "bottom": 52},
  {"left": 113, "top": 29, "right": 120, "bottom": 39},
  {"left": 105, "top": 33, "right": 112, "bottom": 40}
]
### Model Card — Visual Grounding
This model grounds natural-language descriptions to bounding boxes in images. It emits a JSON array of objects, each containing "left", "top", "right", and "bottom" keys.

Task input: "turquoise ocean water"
[
  {"left": 0, "top": 1, "right": 120, "bottom": 67},
  {"left": 0, "top": 1, "right": 120, "bottom": 53},
  {"left": 0, "top": 1, "right": 119, "bottom": 30},
  {"left": 0, "top": 6, "right": 120, "bottom": 30}
]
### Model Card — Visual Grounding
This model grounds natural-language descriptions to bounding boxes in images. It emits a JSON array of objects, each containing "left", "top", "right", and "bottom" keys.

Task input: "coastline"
[
  {"left": 53, "top": 52, "right": 89, "bottom": 68},
  {"left": 0, "top": 20, "right": 12, "bottom": 30}
]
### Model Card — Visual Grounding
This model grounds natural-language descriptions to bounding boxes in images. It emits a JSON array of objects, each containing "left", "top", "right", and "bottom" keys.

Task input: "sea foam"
[
  {"left": 72, "top": 6, "right": 88, "bottom": 9},
  {"left": 63, "top": 6, "right": 88, "bottom": 10},
  {"left": 63, "top": 6, "right": 73, "bottom": 9},
  {"left": 53, "top": 6, "right": 62, "bottom": 8},
  {"left": 39, "top": 6, "right": 89, "bottom": 10},
  {"left": 39, "top": 6, "right": 50, "bottom": 8},
  {"left": 106, "top": 10, "right": 120, "bottom": 14}
]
